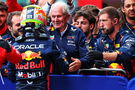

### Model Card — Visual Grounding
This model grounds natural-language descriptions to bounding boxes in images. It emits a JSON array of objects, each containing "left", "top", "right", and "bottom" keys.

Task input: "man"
[
  {"left": 2, "top": 11, "right": 22, "bottom": 44},
  {"left": 73, "top": 10, "right": 97, "bottom": 50},
  {"left": 0, "top": 2, "right": 10, "bottom": 36},
  {"left": 1, "top": 11, "right": 22, "bottom": 82},
  {"left": 7, "top": 5, "right": 68, "bottom": 90},
  {"left": 121, "top": 0, "right": 135, "bottom": 77},
  {"left": 80, "top": 5, "right": 102, "bottom": 39},
  {"left": 87, "top": 6, "right": 135, "bottom": 78},
  {"left": 121, "top": 0, "right": 135, "bottom": 35},
  {"left": 49, "top": 1, "right": 91, "bottom": 73}
]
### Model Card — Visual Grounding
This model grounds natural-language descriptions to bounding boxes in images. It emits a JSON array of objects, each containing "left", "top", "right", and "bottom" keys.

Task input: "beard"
[
  {"left": 128, "top": 16, "right": 135, "bottom": 20},
  {"left": 84, "top": 30, "right": 90, "bottom": 37},
  {"left": 128, "top": 10, "right": 135, "bottom": 20},
  {"left": 103, "top": 26, "right": 114, "bottom": 35}
]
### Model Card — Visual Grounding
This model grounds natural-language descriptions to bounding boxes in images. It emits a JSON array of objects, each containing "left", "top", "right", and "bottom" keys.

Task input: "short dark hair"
[
  {"left": 80, "top": 5, "right": 100, "bottom": 16},
  {"left": 74, "top": 10, "right": 96, "bottom": 24},
  {"left": 7, "top": 11, "right": 21, "bottom": 26},
  {"left": 121, "top": 0, "right": 125, "bottom": 7},
  {"left": 0, "top": 1, "right": 8, "bottom": 12},
  {"left": 99, "top": 6, "right": 120, "bottom": 21}
]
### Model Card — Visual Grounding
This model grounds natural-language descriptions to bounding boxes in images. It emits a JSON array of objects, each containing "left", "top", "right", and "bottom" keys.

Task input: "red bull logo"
[
  {"left": 16, "top": 60, "right": 45, "bottom": 69},
  {"left": 22, "top": 50, "right": 41, "bottom": 61},
  {"left": 108, "top": 63, "right": 124, "bottom": 69}
]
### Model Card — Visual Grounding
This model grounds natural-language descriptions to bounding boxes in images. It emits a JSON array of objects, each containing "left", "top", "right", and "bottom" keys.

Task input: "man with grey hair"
[{"left": 49, "top": 1, "right": 91, "bottom": 74}]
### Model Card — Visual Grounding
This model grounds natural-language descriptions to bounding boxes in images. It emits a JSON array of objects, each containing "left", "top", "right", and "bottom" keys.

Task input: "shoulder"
[{"left": 67, "top": 24, "right": 82, "bottom": 32}]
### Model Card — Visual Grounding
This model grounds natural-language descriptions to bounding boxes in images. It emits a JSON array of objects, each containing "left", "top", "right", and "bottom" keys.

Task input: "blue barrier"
[
  {"left": 127, "top": 78, "right": 135, "bottom": 90},
  {"left": 50, "top": 75, "right": 128, "bottom": 90},
  {"left": 0, "top": 75, "right": 128, "bottom": 90},
  {"left": 0, "top": 77, "right": 15, "bottom": 90}
]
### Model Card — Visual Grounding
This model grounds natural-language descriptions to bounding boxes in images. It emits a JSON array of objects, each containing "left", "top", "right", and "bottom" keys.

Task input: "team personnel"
[
  {"left": 121, "top": 0, "right": 135, "bottom": 76},
  {"left": 49, "top": 1, "right": 91, "bottom": 74},
  {"left": 2, "top": 11, "right": 22, "bottom": 44},
  {"left": 121, "top": 0, "right": 135, "bottom": 36},
  {"left": 73, "top": 10, "right": 97, "bottom": 50},
  {"left": 87, "top": 6, "right": 135, "bottom": 78},
  {"left": 7, "top": 5, "right": 68, "bottom": 90},
  {"left": 1, "top": 11, "right": 22, "bottom": 82},
  {"left": 0, "top": 2, "right": 10, "bottom": 36}
]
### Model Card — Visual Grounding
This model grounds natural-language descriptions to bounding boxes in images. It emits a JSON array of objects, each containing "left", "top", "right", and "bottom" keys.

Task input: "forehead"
[
  {"left": 99, "top": 13, "right": 109, "bottom": 19},
  {"left": 124, "top": 0, "right": 135, "bottom": 5},
  {"left": 51, "top": 6, "right": 63, "bottom": 15},
  {"left": 76, "top": 16, "right": 88, "bottom": 21},
  {"left": 12, "top": 15, "right": 20, "bottom": 20},
  {"left": 12, "top": 15, "right": 21, "bottom": 22}
]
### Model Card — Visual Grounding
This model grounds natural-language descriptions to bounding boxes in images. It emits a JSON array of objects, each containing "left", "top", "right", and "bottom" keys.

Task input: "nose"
[
  {"left": 77, "top": 23, "right": 82, "bottom": 29},
  {"left": 129, "top": 4, "right": 135, "bottom": 10},
  {"left": 98, "top": 21, "right": 104, "bottom": 29},
  {"left": 54, "top": 17, "right": 58, "bottom": 22},
  {"left": 129, "top": 5, "right": 134, "bottom": 10}
]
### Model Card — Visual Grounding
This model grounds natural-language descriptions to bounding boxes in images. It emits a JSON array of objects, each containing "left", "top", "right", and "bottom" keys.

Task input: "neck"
[
  {"left": 11, "top": 33, "right": 17, "bottom": 38},
  {"left": 86, "top": 32, "right": 92, "bottom": 41},
  {"left": 0, "top": 23, "right": 6, "bottom": 30},
  {"left": 0, "top": 23, "right": 7, "bottom": 35},
  {"left": 59, "top": 24, "right": 68, "bottom": 32}
]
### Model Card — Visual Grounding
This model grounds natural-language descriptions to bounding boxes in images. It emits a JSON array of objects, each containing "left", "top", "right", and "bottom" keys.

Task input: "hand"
[
  {"left": 0, "top": 40, "right": 11, "bottom": 53},
  {"left": 68, "top": 57, "right": 81, "bottom": 72},
  {"left": 87, "top": 50, "right": 103, "bottom": 61}
]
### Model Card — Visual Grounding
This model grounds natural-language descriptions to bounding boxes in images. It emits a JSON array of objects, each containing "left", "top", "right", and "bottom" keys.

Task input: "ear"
[
  {"left": 7, "top": 25, "right": 12, "bottom": 32},
  {"left": 113, "top": 18, "right": 118, "bottom": 24},
  {"left": 89, "top": 23, "right": 95, "bottom": 30},
  {"left": 121, "top": 7, "right": 125, "bottom": 13}
]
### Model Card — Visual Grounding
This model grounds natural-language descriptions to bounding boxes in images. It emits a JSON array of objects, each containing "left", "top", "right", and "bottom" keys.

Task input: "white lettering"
[{"left": 14, "top": 44, "right": 44, "bottom": 50}]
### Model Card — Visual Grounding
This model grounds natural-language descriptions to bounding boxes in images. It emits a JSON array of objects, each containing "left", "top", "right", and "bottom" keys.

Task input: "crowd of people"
[{"left": 0, "top": 0, "right": 134, "bottom": 90}]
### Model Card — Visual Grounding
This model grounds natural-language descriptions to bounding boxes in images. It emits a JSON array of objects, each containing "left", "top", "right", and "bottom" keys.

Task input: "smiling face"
[
  {"left": 50, "top": 5, "right": 70, "bottom": 32},
  {"left": 8, "top": 15, "right": 22, "bottom": 38},
  {"left": 122, "top": 0, "right": 135, "bottom": 20}
]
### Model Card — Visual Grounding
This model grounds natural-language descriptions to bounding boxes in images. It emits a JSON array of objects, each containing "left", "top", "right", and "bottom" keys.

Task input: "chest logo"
[{"left": 22, "top": 51, "right": 41, "bottom": 61}]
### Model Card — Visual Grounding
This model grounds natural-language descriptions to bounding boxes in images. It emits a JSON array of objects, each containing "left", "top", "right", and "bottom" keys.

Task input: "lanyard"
[{"left": 126, "top": 23, "right": 135, "bottom": 36}]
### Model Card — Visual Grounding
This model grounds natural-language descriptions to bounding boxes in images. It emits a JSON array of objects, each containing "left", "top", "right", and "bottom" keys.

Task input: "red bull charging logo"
[{"left": 22, "top": 50, "right": 41, "bottom": 61}]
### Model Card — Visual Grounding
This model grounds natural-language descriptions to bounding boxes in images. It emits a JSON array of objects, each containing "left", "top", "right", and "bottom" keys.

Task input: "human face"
[
  {"left": 122, "top": 0, "right": 135, "bottom": 20},
  {"left": 75, "top": 16, "right": 90, "bottom": 35},
  {"left": 9, "top": 15, "right": 21, "bottom": 37},
  {"left": 50, "top": 6, "right": 69, "bottom": 32},
  {"left": 98, "top": 13, "right": 115, "bottom": 35},
  {"left": 0, "top": 10, "right": 8, "bottom": 28}
]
